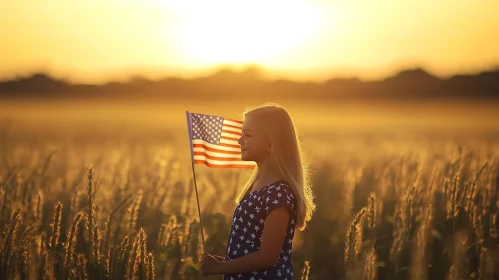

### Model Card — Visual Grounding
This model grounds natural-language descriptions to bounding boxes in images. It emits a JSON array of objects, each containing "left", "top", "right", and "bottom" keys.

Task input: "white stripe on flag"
[
  {"left": 223, "top": 119, "right": 243, "bottom": 127},
  {"left": 220, "top": 138, "right": 239, "bottom": 145},
  {"left": 222, "top": 126, "right": 242, "bottom": 134},
  {"left": 221, "top": 132, "right": 240, "bottom": 139}
]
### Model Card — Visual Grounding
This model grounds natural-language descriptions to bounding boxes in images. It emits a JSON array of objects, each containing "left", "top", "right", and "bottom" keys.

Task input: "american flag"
[{"left": 186, "top": 111, "right": 256, "bottom": 168}]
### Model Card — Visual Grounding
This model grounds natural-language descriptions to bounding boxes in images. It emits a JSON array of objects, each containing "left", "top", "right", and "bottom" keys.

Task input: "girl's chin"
[{"left": 240, "top": 151, "right": 249, "bottom": 161}]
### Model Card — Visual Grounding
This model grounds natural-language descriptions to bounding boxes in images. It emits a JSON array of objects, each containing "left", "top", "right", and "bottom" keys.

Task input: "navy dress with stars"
[{"left": 223, "top": 180, "right": 297, "bottom": 280}]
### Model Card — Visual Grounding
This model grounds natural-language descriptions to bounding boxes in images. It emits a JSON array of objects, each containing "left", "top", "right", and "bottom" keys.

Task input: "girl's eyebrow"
[{"left": 242, "top": 128, "right": 252, "bottom": 132}]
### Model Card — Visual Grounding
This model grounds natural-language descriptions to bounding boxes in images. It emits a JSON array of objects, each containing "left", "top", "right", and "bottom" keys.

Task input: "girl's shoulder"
[
  {"left": 266, "top": 180, "right": 293, "bottom": 196},
  {"left": 262, "top": 180, "right": 296, "bottom": 215}
]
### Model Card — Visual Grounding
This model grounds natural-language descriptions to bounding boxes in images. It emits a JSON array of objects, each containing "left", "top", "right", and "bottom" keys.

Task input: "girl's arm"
[{"left": 215, "top": 206, "right": 290, "bottom": 274}]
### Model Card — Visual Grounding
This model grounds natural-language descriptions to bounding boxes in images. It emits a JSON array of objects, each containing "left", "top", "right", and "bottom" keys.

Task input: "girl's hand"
[
  {"left": 212, "top": 255, "right": 225, "bottom": 261},
  {"left": 200, "top": 253, "right": 224, "bottom": 276}
]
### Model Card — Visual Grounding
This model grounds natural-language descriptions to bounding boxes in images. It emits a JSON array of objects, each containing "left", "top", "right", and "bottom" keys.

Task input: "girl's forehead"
[
  {"left": 242, "top": 116, "right": 255, "bottom": 128},
  {"left": 243, "top": 115, "right": 263, "bottom": 130}
]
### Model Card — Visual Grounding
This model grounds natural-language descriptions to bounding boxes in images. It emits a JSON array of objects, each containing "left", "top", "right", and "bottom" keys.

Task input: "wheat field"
[{"left": 0, "top": 102, "right": 498, "bottom": 280}]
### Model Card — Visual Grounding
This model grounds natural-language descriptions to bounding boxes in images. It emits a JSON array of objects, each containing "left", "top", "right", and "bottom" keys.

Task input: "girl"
[{"left": 200, "top": 103, "right": 316, "bottom": 279}]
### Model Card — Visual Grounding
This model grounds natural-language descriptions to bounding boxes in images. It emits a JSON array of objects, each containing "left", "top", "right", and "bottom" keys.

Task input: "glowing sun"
[{"left": 167, "top": 0, "right": 324, "bottom": 66}]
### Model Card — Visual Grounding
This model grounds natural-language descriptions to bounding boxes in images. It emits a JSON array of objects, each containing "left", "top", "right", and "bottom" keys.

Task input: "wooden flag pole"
[{"left": 186, "top": 111, "right": 206, "bottom": 254}]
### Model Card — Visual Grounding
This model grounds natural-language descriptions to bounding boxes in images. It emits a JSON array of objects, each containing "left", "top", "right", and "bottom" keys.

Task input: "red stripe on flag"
[
  {"left": 221, "top": 135, "right": 239, "bottom": 141},
  {"left": 193, "top": 152, "right": 243, "bottom": 161},
  {"left": 222, "top": 130, "right": 242, "bottom": 137},
  {"left": 225, "top": 118, "right": 243, "bottom": 125},
  {"left": 192, "top": 144, "right": 241, "bottom": 155},
  {"left": 194, "top": 160, "right": 254, "bottom": 168},
  {"left": 223, "top": 123, "right": 243, "bottom": 130},
  {"left": 218, "top": 142, "right": 241, "bottom": 149}
]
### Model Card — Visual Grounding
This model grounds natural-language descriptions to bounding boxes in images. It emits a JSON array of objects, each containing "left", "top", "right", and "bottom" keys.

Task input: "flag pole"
[{"left": 186, "top": 111, "right": 206, "bottom": 255}]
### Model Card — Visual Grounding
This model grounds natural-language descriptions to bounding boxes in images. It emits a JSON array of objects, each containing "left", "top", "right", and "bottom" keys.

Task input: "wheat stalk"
[
  {"left": 300, "top": 260, "right": 311, "bottom": 280},
  {"left": 1, "top": 206, "right": 22, "bottom": 279},
  {"left": 48, "top": 202, "right": 62, "bottom": 251},
  {"left": 63, "top": 211, "right": 85, "bottom": 280},
  {"left": 146, "top": 253, "right": 155, "bottom": 280},
  {"left": 128, "top": 192, "right": 143, "bottom": 234},
  {"left": 86, "top": 165, "right": 101, "bottom": 265},
  {"left": 345, "top": 206, "right": 367, "bottom": 279}
]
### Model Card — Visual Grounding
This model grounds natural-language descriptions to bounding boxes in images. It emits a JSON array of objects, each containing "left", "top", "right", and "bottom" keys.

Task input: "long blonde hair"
[{"left": 235, "top": 102, "right": 316, "bottom": 231}]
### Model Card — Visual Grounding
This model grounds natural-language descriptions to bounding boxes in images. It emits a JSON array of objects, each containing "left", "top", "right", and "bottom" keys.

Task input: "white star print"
[{"left": 224, "top": 181, "right": 296, "bottom": 279}]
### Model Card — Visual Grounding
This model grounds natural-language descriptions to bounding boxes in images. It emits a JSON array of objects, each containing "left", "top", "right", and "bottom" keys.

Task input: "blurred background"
[{"left": 1, "top": 1, "right": 498, "bottom": 279}]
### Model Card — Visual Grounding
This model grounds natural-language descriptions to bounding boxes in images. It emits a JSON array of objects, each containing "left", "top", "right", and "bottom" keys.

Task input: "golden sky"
[{"left": 1, "top": 0, "right": 498, "bottom": 83}]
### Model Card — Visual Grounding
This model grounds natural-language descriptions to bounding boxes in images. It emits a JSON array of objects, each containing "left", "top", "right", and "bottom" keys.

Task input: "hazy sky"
[{"left": 1, "top": 0, "right": 498, "bottom": 83}]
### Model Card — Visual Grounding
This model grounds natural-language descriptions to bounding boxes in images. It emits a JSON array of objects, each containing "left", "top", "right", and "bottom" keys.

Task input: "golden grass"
[{"left": 0, "top": 121, "right": 498, "bottom": 279}]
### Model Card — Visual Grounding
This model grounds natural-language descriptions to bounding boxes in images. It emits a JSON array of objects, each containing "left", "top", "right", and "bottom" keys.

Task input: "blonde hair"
[{"left": 235, "top": 102, "right": 316, "bottom": 231}]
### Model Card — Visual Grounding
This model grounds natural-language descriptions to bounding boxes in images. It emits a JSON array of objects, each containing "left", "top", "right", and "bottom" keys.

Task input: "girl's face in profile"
[{"left": 238, "top": 114, "right": 270, "bottom": 162}]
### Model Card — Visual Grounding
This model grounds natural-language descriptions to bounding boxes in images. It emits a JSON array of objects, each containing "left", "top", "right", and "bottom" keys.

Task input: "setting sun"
[
  {"left": 167, "top": 0, "right": 325, "bottom": 65},
  {"left": 0, "top": 0, "right": 498, "bottom": 82}
]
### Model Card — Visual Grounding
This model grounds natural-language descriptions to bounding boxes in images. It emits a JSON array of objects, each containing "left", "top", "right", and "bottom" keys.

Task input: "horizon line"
[{"left": 1, "top": 63, "right": 499, "bottom": 85}]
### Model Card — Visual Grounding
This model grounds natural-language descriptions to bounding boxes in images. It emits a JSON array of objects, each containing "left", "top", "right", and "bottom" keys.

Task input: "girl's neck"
[{"left": 252, "top": 158, "right": 283, "bottom": 191}]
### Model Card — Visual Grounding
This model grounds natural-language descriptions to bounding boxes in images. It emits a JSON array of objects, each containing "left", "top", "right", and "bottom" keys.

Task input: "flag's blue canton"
[{"left": 191, "top": 113, "right": 224, "bottom": 145}]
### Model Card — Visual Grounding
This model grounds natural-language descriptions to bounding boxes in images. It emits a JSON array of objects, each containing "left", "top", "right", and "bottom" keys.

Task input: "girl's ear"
[{"left": 266, "top": 140, "right": 271, "bottom": 152}]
